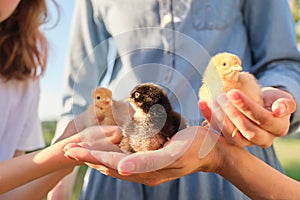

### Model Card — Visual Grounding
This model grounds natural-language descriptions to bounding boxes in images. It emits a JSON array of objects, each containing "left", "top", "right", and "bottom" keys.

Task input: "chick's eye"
[
  {"left": 134, "top": 92, "right": 140, "bottom": 99},
  {"left": 96, "top": 95, "right": 101, "bottom": 100},
  {"left": 221, "top": 61, "right": 228, "bottom": 67}
]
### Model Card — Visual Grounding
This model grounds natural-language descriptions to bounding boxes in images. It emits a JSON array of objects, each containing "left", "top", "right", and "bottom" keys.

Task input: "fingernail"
[
  {"left": 63, "top": 146, "right": 70, "bottom": 152},
  {"left": 228, "top": 90, "right": 240, "bottom": 101},
  {"left": 77, "top": 142, "right": 88, "bottom": 148},
  {"left": 274, "top": 103, "right": 287, "bottom": 116},
  {"left": 64, "top": 152, "right": 76, "bottom": 160},
  {"left": 216, "top": 93, "right": 227, "bottom": 109},
  {"left": 121, "top": 161, "right": 136, "bottom": 172}
]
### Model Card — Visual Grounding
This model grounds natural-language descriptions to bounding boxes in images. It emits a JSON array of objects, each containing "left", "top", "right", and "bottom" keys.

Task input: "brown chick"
[
  {"left": 198, "top": 52, "right": 263, "bottom": 136},
  {"left": 92, "top": 87, "right": 116, "bottom": 125},
  {"left": 92, "top": 87, "right": 134, "bottom": 126},
  {"left": 119, "top": 82, "right": 187, "bottom": 153}
]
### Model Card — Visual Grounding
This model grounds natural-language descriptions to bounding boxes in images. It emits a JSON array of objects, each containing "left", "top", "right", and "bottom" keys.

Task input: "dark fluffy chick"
[{"left": 119, "top": 82, "right": 187, "bottom": 153}]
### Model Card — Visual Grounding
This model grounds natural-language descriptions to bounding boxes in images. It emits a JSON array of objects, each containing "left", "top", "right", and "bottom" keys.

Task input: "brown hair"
[{"left": 0, "top": 0, "right": 50, "bottom": 80}]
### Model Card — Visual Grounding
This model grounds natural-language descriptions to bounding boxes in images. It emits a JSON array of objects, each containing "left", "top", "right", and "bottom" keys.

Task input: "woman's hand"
[
  {"left": 199, "top": 87, "right": 296, "bottom": 147},
  {"left": 63, "top": 126, "right": 224, "bottom": 186}
]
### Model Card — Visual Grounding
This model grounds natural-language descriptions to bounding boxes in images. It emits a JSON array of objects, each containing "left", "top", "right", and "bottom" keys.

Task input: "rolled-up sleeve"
[
  {"left": 243, "top": 0, "right": 300, "bottom": 133},
  {"left": 55, "top": 0, "right": 110, "bottom": 137}
]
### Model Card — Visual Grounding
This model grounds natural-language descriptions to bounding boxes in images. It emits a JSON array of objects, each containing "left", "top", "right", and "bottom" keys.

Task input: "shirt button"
[{"left": 163, "top": 13, "right": 172, "bottom": 26}]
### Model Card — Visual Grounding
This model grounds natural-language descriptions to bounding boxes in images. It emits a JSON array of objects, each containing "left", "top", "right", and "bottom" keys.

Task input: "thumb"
[
  {"left": 117, "top": 126, "right": 199, "bottom": 175},
  {"left": 272, "top": 98, "right": 296, "bottom": 117},
  {"left": 63, "top": 143, "right": 98, "bottom": 163},
  {"left": 64, "top": 145, "right": 126, "bottom": 170}
]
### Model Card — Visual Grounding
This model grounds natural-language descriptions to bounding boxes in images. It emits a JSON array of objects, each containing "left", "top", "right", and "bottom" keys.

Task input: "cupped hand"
[
  {"left": 63, "top": 126, "right": 224, "bottom": 186},
  {"left": 199, "top": 87, "right": 296, "bottom": 147}
]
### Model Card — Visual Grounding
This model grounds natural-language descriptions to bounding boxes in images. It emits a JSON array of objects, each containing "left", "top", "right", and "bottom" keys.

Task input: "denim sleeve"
[
  {"left": 243, "top": 0, "right": 300, "bottom": 133},
  {"left": 55, "top": 0, "right": 110, "bottom": 137},
  {"left": 62, "top": 0, "right": 110, "bottom": 116}
]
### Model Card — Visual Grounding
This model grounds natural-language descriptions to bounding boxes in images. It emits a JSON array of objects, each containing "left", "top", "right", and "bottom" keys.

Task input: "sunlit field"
[{"left": 274, "top": 136, "right": 300, "bottom": 181}]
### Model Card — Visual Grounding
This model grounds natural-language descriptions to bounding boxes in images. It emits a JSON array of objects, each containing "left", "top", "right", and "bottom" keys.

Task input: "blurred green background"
[
  {"left": 274, "top": 135, "right": 300, "bottom": 181},
  {"left": 42, "top": 121, "right": 300, "bottom": 200}
]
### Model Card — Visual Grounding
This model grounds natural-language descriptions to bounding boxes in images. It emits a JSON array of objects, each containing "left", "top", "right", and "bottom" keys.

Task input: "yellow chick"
[
  {"left": 198, "top": 52, "right": 263, "bottom": 136},
  {"left": 92, "top": 87, "right": 134, "bottom": 126}
]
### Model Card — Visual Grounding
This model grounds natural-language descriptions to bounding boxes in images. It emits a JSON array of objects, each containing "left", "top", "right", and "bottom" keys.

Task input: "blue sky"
[{"left": 39, "top": 1, "right": 75, "bottom": 120}]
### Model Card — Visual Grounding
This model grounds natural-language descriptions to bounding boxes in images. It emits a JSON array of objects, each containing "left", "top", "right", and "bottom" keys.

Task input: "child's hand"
[{"left": 63, "top": 125, "right": 123, "bottom": 168}]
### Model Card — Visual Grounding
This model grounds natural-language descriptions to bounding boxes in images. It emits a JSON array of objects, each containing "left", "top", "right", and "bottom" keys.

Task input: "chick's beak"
[
  {"left": 125, "top": 97, "right": 133, "bottom": 103},
  {"left": 232, "top": 65, "right": 242, "bottom": 71},
  {"left": 101, "top": 97, "right": 112, "bottom": 105}
]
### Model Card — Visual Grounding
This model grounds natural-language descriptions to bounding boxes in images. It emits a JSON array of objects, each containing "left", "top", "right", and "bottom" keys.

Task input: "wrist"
[
  {"left": 57, "top": 136, "right": 85, "bottom": 168},
  {"left": 216, "top": 140, "right": 246, "bottom": 179},
  {"left": 38, "top": 135, "right": 83, "bottom": 169},
  {"left": 214, "top": 139, "right": 231, "bottom": 176},
  {"left": 208, "top": 136, "right": 228, "bottom": 174},
  {"left": 196, "top": 131, "right": 227, "bottom": 174}
]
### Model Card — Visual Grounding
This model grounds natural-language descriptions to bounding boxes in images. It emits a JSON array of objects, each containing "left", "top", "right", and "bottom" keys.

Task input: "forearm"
[
  {"left": 218, "top": 143, "right": 300, "bottom": 199},
  {"left": 0, "top": 169, "right": 72, "bottom": 199},
  {"left": 0, "top": 135, "right": 81, "bottom": 194}
]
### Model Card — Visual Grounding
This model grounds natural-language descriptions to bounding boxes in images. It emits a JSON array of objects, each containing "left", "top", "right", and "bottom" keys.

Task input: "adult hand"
[
  {"left": 63, "top": 126, "right": 224, "bottom": 186},
  {"left": 199, "top": 87, "right": 296, "bottom": 147}
]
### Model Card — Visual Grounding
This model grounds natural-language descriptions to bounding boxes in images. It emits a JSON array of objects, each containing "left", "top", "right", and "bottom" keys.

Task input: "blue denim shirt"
[{"left": 58, "top": 0, "right": 300, "bottom": 199}]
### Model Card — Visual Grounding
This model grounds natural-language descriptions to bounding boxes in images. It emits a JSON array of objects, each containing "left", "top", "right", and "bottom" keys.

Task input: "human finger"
[
  {"left": 117, "top": 126, "right": 199, "bottom": 174},
  {"left": 78, "top": 126, "right": 122, "bottom": 151},
  {"left": 226, "top": 89, "right": 289, "bottom": 137},
  {"left": 198, "top": 101, "right": 212, "bottom": 122},
  {"left": 64, "top": 144, "right": 126, "bottom": 170},
  {"left": 203, "top": 96, "right": 251, "bottom": 146},
  {"left": 262, "top": 87, "right": 296, "bottom": 117},
  {"left": 271, "top": 97, "right": 296, "bottom": 118},
  {"left": 217, "top": 92, "right": 276, "bottom": 147},
  {"left": 64, "top": 143, "right": 98, "bottom": 162}
]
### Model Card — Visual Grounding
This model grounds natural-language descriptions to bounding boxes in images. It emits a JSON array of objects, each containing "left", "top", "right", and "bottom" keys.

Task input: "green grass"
[
  {"left": 41, "top": 121, "right": 57, "bottom": 146},
  {"left": 274, "top": 137, "right": 300, "bottom": 181}
]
